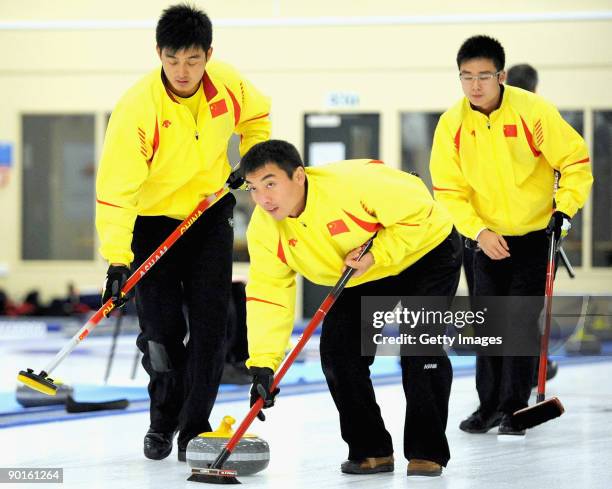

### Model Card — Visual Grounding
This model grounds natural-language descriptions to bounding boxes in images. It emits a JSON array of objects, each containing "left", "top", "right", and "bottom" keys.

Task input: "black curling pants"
[
  {"left": 320, "top": 229, "right": 462, "bottom": 466},
  {"left": 132, "top": 194, "right": 235, "bottom": 447},
  {"left": 472, "top": 230, "right": 547, "bottom": 415}
]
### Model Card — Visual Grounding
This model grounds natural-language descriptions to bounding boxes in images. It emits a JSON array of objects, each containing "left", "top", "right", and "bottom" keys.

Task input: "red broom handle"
[
  {"left": 41, "top": 188, "right": 226, "bottom": 376},
  {"left": 537, "top": 233, "right": 556, "bottom": 402},
  {"left": 223, "top": 294, "right": 336, "bottom": 454},
  {"left": 217, "top": 237, "right": 374, "bottom": 458}
]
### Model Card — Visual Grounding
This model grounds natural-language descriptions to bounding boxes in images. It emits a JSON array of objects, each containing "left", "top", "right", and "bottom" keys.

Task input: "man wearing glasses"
[{"left": 430, "top": 35, "right": 592, "bottom": 436}]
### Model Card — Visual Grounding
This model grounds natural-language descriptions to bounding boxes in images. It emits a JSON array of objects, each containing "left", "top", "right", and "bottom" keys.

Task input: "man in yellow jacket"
[
  {"left": 430, "top": 35, "right": 592, "bottom": 435},
  {"left": 241, "top": 140, "right": 462, "bottom": 477},
  {"left": 95, "top": 5, "right": 270, "bottom": 461}
]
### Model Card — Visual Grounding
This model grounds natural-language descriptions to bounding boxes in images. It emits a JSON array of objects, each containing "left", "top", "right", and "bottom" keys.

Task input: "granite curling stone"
[{"left": 187, "top": 415, "right": 270, "bottom": 475}]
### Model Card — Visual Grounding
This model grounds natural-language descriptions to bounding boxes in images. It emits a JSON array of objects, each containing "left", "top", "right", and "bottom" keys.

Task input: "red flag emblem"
[
  {"left": 327, "top": 219, "right": 349, "bottom": 236},
  {"left": 504, "top": 124, "right": 517, "bottom": 137},
  {"left": 210, "top": 99, "right": 228, "bottom": 118}
]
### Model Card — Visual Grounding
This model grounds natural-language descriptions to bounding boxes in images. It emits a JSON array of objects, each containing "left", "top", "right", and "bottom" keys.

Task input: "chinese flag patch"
[
  {"left": 210, "top": 99, "right": 228, "bottom": 118},
  {"left": 327, "top": 219, "right": 349, "bottom": 236},
  {"left": 504, "top": 124, "right": 517, "bottom": 137}
]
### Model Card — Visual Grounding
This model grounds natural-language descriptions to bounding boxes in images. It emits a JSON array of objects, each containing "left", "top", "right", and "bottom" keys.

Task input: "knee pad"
[{"left": 147, "top": 341, "right": 172, "bottom": 373}]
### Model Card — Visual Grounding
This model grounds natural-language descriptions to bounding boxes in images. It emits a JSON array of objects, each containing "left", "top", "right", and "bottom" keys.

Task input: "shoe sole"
[
  {"left": 407, "top": 470, "right": 442, "bottom": 477},
  {"left": 459, "top": 423, "right": 501, "bottom": 434},
  {"left": 144, "top": 448, "right": 172, "bottom": 460},
  {"left": 459, "top": 415, "right": 503, "bottom": 434},
  {"left": 341, "top": 465, "right": 394, "bottom": 475}
]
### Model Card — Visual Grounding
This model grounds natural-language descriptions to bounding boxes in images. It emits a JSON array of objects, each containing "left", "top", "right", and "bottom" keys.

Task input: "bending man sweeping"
[{"left": 241, "top": 140, "right": 462, "bottom": 477}]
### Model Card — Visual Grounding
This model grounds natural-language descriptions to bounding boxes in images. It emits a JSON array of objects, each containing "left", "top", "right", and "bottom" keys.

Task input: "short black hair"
[
  {"left": 156, "top": 4, "right": 212, "bottom": 53},
  {"left": 241, "top": 140, "right": 304, "bottom": 179},
  {"left": 456, "top": 35, "right": 505, "bottom": 72},
  {"left": 506, "top": 63, "right": 539, "bottom": 93}
]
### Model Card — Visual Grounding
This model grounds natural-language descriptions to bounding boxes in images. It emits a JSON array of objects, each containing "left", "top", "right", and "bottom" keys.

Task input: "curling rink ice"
[{"left": 1, "top": 333, "right": 612, "bottom": 489}]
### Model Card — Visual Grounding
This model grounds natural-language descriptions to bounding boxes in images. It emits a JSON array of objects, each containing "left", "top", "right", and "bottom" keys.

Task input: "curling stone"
[
  {"left": 590, "top": 315, "right": 612, "bottom": 341},
  {"left": 16, "top": 381, "right": 73, "bottom": 407},
  {"left": 564, "top": 331, "right": 602, "bottom": 355},
  {"left": 186, "top": 416, "right": 269, "bottom": 475}
]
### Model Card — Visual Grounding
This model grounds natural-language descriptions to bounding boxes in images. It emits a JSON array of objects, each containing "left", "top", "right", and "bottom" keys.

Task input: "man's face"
[
  {"left": 459, "top": 58, "right": 506, "bottom": 115},
  {"left": 157, "top": 45, "right": 211, "bottom": 97},
  {"left": 245, "top": 163, "right": 306, "bottom": 221}
]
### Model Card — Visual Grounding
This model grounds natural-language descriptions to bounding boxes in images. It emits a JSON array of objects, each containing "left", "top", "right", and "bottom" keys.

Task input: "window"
[
  {"left": 559, "top": 110, "right": 584, "bottom": 266},
  {"left": 400, "top": 112, "right": 442, "bottom": 190},
  {"left": 22, "top": 115, "right": 95, "bottom": 260},
  {"left": 593, "top": 111, "right": 612, "bottom": 267},
  {"left": 304, "top": 113, "right": 380, "bottom": 165}
]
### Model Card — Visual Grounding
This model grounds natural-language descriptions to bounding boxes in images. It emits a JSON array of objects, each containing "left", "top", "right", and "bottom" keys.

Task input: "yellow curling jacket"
[
  {"left": 96, "top": 60, "right": 271, "bottom": 265},
  {"left": 245, "top": 160, "right": 454, "bottom": 371},
  {"left": 430, "top": 85, "right": 592, "bottom": 240}
]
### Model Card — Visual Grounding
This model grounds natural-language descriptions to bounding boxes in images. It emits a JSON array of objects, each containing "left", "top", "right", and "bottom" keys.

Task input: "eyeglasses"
[{"left": 459, "top": 71, "right": 502, "bottom": 82}]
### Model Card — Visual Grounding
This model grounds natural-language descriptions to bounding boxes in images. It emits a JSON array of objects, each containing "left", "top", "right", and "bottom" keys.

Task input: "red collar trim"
[{"left": 202, "top": 71, "right": 218, "bottom": 102}]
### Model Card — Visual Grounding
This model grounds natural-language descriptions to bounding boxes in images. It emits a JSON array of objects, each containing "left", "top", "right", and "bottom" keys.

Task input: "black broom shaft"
[
  {"left": 131, "top": 348, "right": 141, "bottom": 380},
  {"left": 558, "top": 246, "right": 575, "bottom": 279},
  {"left": 210, "top": 448, "right": 232, "bottom": 470},
  {"left": 104, "top": 308, "right": 124, "bottom": 383}
]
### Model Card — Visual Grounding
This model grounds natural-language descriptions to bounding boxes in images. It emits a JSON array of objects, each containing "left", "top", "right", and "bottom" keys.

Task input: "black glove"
[
  {"left": 249, "top": 367, "right": 279, "bottom": 421},
  {"left": 227, "top": 169, "right": 245, "bottom": 190},
  {"left": 102, "top": 265, "right": 131, "bottom": 310},
  {"left": 546, "top": 211, "right": 571, "bottom": 242}
]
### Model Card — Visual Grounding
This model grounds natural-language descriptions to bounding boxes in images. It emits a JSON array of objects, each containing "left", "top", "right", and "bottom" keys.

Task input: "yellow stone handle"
[
  {"left": 198, "top": 415, "right": 256, "bottom": 439},
  {"left": 218, "top": 416, "right": 236, "bottom": 435}
]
